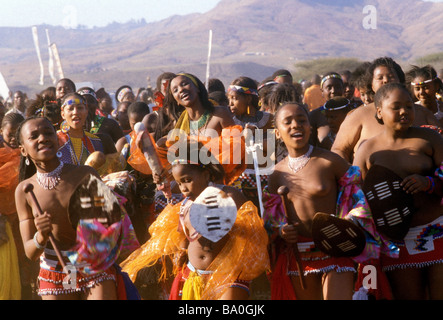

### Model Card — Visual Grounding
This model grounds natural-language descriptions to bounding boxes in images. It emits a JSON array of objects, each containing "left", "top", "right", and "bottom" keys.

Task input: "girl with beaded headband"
[
  {"left": 228, "top": 76, "right": 274, "bottom": 212},
  {"left": 257, "top": 76, "right": 278, "bottom": 112},
  {"left": 228, "top": 76, "right": 274, "bottom": 129},
  {"left": 323, "top": 97, "right": 354, "bottom": 146},
  {"left": 156, "top": 73, "right": 242, "bottom": 197},
  {"left": 115, "top": 85, "right": 135, "bottom": 104},
  {"left": 353, "top": 83, "right": 443, "bottom": 299},
  {"left": 263, "top": 101, "right": 394, "bottom": 300},
  {"left": 121, "top": 139, "right": 269, "bottom": 300},
  {"left": 309, "top": 72, "right": 345, "bottom": 150},
  {"left": 14, "top": 116, "right": 140, "bottom": 300},
  {"left": 406, "top": 64, "right": 443, "bottom": 128},
  {"left": 141, "top": 74, "right": 246, "bottom": 228},
  {"left": 56, "top": 93, "right": 107, "bottom": 166},
  {"left": 166, "top": 73, "right": 236, "bottom": 138}
]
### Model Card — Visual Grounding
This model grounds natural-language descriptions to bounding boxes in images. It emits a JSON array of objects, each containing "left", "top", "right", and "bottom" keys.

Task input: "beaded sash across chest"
[
  {"left": 90, "top": 115, "right": 105, "bottom": 134},
  {"left": 57, "top": 131, "right": 103, "bottom": 166}
]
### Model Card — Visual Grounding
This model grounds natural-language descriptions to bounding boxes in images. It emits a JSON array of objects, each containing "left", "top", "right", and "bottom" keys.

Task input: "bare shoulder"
[
  {"left": 15, "top": 177, "right": 31, "bottom": 199},
  {"left": 313, "top": 147, "right": 350, "bottom": 175},
  {"left": 221, "top": 185, "right": 248, "bottom": 209},
  {"left": 115, "top": 135, "right": 128, "bottom": 153},
  {"left": 15, "top": 177, "right": 35, "bottom": 219},
  {"left": 143, "top": 112, "right": 158, "bottom": 122},
  {"left": 352, "top": 134, "right": 379, "bottom": 162},
  {"left": 414, "top": 103, "right": 433, "bottom": 116},
  {"left": 213, "top": 105, "right": 232, "bottom": 118},
  {"left": 65, "top": 163, "right": 100, "bottom": 181},
  {"left": 348, "top": 104, "right": 373, "bottom": 121},
  {"left": 411, "top": 126, "right": 443, "bottom": 143},
  {"left": 211, "top": 106, "right": 235, "bottom": 128},
  {"left": 335, "top": 106, "right": 369, "bottom": 137},
  {"left": 414, "top": 104, "right": 441, "bottom": 126}
]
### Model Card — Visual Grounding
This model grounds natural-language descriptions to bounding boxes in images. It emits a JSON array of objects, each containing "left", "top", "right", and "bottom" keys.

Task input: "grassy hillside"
[{"left": 292, "top": 58, "right": 364, "bottom": 82}]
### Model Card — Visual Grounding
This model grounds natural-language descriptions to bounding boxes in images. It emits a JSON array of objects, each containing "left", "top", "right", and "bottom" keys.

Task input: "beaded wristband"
[
  {"left": 426, "top": 176, "right": 435, "bottom": 194},
  {"left": 33, "top": 231, "right": 47, "bottom": 250}
]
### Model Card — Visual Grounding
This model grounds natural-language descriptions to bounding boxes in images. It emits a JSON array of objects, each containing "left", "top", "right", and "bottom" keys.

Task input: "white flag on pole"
[
  {"left": 205, "top": 30, "right": 213, "bottom": 90},
  {"left": 31, "top": 26, "right": 45, "bottom": 86},
  {"left": 45, "top": 29, "right": 57, "bottom": 85},
  {"left": 50, "top": 43, "right": 65, "bottom": 80},
  {"left": 0, "top": 72, "right": 10, "bottom": 101}
]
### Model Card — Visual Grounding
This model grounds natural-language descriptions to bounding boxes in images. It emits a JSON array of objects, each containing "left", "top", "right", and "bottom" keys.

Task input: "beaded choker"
[
  {"left": 189, "top": 110, "right": 211, "bottom": 136},
  {"left": 37, "top": 161, "right": 64, "bottom": 190},
  {"left": 287, "top": 145, "right": 313, "bottom": 174}
]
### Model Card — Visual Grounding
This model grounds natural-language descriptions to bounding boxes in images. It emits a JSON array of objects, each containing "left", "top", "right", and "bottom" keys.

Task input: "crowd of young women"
[{"left": 0, "top": 56, "right": 442, "bottom": 300}]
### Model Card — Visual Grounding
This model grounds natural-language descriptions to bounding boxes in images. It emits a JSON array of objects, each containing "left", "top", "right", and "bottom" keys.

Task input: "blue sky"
[{"left": 0, "top": 0, "right": 221, "bottom": 28}]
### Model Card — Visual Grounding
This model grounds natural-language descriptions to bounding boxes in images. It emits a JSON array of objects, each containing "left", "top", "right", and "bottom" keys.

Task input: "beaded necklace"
[
  {"left": 189, "top": 110, "right": 211, "bottom": 136},
  {"left": 37, "top": 161, "right": 64, "bottom": 190},
  {"left": 287, "top": 145, "right": 314, "bottom": 174}
]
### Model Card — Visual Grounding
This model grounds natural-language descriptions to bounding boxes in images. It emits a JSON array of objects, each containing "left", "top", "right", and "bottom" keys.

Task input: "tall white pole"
[
  {"left": 31, "top": 26, "right": 45, "bottom": 86},
  {"left": 205, "top": 30, "right": 213, "bottom": 90},
  {"left": 0, "top": 72, "right": 10, "bottom": 101},
  {"left": 45, "top": 29, "right": 57, "bottom": 85},
  {"left": 50, "top": 43, "right": 65, "bottom": 80}
]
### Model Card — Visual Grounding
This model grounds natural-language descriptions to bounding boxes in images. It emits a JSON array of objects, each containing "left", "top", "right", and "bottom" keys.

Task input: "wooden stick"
[
  {"left": 278, "top": 186, "right": 307, "bottom": 290},
  {"left": 23, "top": 183, "right": 67, "bottom": 270}
]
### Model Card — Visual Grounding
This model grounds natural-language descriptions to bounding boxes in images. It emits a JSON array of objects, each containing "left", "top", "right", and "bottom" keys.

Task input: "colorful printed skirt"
[
  {"left": 37, "top": 248, "right": 117, "bottom": 297},
  {"left": 381, "top": 215, "right": 443, "bottom": 272},
  {"left": 270, "top": 236, "right": 357, "bottom": 300}
]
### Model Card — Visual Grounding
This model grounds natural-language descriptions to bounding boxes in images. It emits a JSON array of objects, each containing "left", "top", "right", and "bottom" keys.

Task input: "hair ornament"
[
  {"left": 228, "top": 85, "right": 259, "bottom": 96},
  {"left": 321, "top": 74, "right": 343, "bottom": 88}
]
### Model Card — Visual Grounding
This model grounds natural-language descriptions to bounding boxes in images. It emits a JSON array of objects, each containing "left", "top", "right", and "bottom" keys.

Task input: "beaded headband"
[
  {"left": 171, "top": 158, "right": 206, "bottom": 168},
  {"left": 258, "top": 81, "right": 278, "bottom": 91},
  {"left": 62, "top": 98, "right": 85, "bottom": 108},
  {"left": 324, "top": 99, "right": 351, "bottom": 111},
  {"left": 228, "top": 85, "right": 259, "bottom": 96},
  {"left": 78, "top": 89, "right": 97, "bottom": 100},
  {"left": 321, "top": 74, "right": 343, "bottom": 88},
  {"left": 35, "top": 107, "right": 44, "bottom": 116},
  {"left": 117, "top": 87, "right": 133, "bottom": 102},
  {"left": 410, "top": 77, "right": 438, "bottom": 86}
]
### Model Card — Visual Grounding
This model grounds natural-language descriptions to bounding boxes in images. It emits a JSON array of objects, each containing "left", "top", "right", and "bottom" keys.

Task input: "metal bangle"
[{"left": 33, "top": 231, "right": 47, "bottom": 250}]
